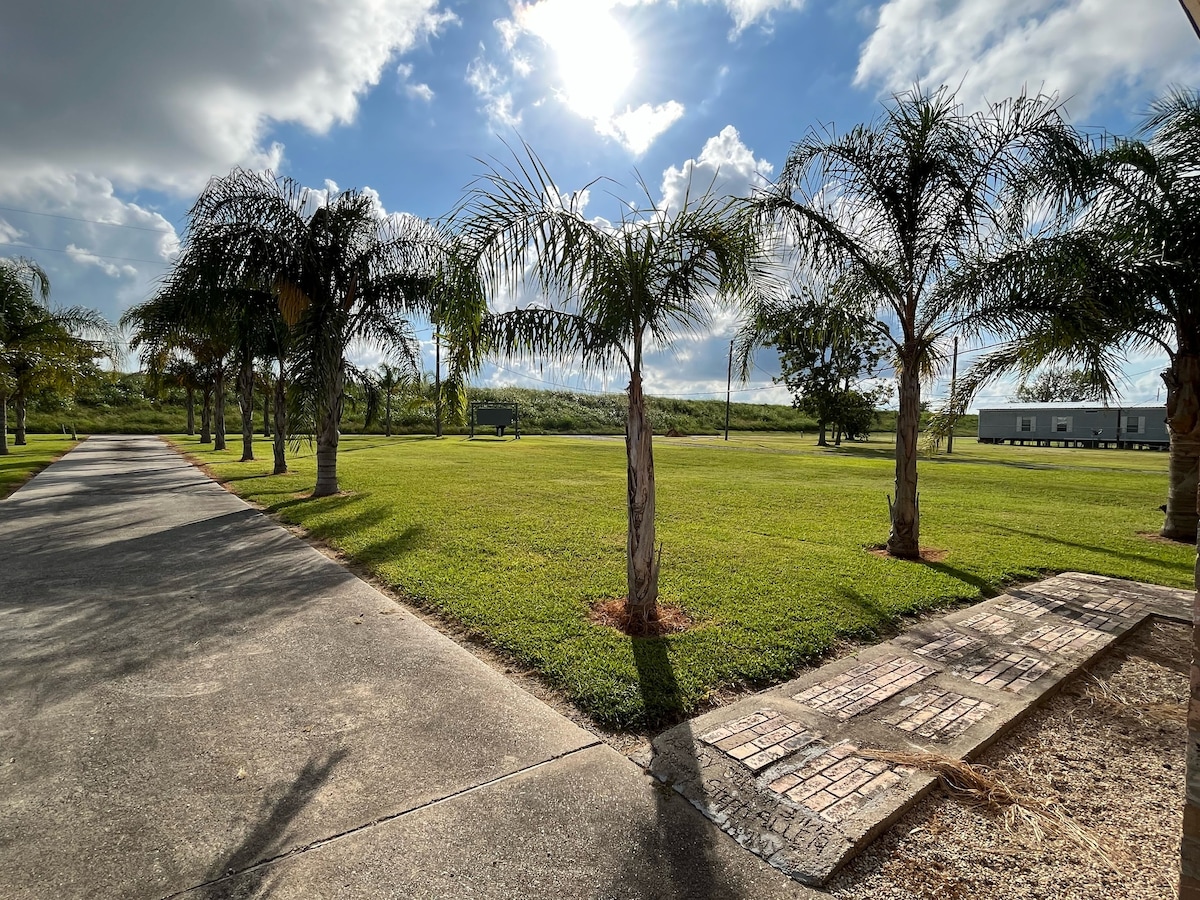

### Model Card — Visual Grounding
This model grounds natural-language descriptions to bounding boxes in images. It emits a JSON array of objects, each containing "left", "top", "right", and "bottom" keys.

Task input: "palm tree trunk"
[
  {"left": 262, "top": 380, "right": 271, "bottom": 437},
  {"left": 214, "top": 368, "right": 227, "bottom": 452},
  {"left": 14, "top": 394, "right": 26, "bottom": 446},
  {"left": 238, "top": 352, "right": 255, "bottom": 462},
  {"left": 1186, "top": 537, "right": 1200, "bottom": 899},
  {"left": 186, "top": 387, "right": 195, "bottom": 436},
  {"left": 0, "top": 394, "right": 8, "bottom": 456},
  {"left": 201, "top": 386, "right": 212, "bottom": 444},
  {"left": 1163, "top": 354, "right": 1200, "bottom": 543},
  {"left": 385, "top": 392, "right": 392, "bottom": 438},
  {"left": 272, "top": 359, "right": 287, "bottom": 475},
  {"left": 313, "top": 367, "right": 344, "bottom": 497},
  {"left": 625, "top": 370, "right": 660, "bottom": 629},
  {"left": 887, "top": 357, "right": 921, "bottom": 558}
]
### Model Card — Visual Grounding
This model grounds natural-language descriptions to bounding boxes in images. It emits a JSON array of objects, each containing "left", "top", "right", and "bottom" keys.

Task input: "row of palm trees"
[
  {"left": 0, "top": 257, "right": 116, "bottom": 455},
  {"left": 124, "top": 85, "right": 1200, "bottom": 633}
]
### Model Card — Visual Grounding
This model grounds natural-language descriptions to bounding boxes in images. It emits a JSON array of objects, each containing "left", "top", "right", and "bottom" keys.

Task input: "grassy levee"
[
  {"left": 186, "top": 433, "right": 1192, "bottom": 729},
  {"left": 1, "top": 435, "right": 79, "bottom": 499}
]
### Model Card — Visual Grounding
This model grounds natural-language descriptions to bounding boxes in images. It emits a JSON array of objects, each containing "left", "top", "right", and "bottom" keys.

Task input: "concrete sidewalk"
[{"left": 0, "top": 436, "right": 813, "bottom": 900}]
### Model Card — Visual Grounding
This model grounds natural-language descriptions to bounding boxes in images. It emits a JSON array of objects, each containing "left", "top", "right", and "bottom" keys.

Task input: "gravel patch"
[{"left": 827, "top": 619, "right": 1187, "bottom": 900}]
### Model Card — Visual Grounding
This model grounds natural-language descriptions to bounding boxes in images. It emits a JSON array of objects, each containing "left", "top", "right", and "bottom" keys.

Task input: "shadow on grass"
[
  {"left": 190, "top": 748, "right": 349, "bottom": 899},
  {"left": 919, "top": 560, "right": 996, "bottom": 596},
  {"left": 989, "top": 523, "right": 1194, "bottom": 575}
]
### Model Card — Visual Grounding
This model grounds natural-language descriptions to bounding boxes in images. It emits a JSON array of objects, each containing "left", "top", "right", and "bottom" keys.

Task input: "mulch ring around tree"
[
  {"left": 589, "top": 597, "right": 694, "bottom": 637},
  {"left": 867, "top": 545, "right": 950, "bottom": 564}
]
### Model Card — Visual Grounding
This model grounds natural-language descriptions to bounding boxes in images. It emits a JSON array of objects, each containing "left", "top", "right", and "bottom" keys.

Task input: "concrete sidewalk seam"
[{"left": 157, "top": 740, "right": 605, "bottom": 900}]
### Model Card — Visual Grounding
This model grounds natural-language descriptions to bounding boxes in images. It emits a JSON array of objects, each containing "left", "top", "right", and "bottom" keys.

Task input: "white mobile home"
[{"left": 977, "top": 404, "right": 1168, "bottom": 449}]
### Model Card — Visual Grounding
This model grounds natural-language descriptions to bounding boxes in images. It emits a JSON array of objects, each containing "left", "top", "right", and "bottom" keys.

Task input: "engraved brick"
[
  {"left": 728, "top": 742, "right": 759, "bottom": 761},
  {"left": 861, "top": 770, "right": 902, "bottom": 793},
  {"left": 699, "top": 710, "right": 774, "bottom": 745},
  {"left": 827, "top": 768, "right": 875, "bottom": 798},
  {"left": 768, "top": 773, "right": 801, "bottom": 794},
  {"left": 958, "top": 612, "right": 1016, "bottom": 636},
  {"left": 785, "top": 773, "right": 831, "bottom": 803},
  {"left": 803, "top": 789, "right": 838, "bottom": 812}
]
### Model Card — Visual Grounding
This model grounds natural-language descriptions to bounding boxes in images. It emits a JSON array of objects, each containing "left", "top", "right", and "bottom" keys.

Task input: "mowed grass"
[
  {"left": 187, "top": 432, "right": 1195, "bottom": 729},
  {"left": 1, "top": 435, "right": 79, "bottom": 499}
]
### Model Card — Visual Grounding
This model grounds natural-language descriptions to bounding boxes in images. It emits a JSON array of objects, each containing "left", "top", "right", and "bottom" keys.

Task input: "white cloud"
[
  {"left": 0, "top": 0, "right": 457, "bottom": 193},
  {"left": 0, "top": 173, "right": 182, "bottom": 338},
  {"left": 856, "top": 0, "right": 1200, "bottom": 115},
  {"left": 467, "top": 56, "right": 523, "bottom": 128},
  {"left": 601, "top": 102, "right": 687, "bottom": 156},
  {"left": 65, "top": 246, "right": 139, "bottom": 280},
  {"left": 659, "top": 125, "right": 773, "bottom": 212},
  {"left": 708, "top": 0, "right": 808, "bottom": 35},
  {"left": 396, "top": 63, "right": 435, "bottom": 102}
]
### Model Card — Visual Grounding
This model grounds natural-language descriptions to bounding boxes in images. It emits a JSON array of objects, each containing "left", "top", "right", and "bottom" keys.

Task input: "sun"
[{"left": 518, "top": 0, "right": 636, "bottom": 121}]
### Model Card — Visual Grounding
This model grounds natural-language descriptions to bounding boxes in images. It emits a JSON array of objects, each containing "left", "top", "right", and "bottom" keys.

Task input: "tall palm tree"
[
  {"left": 747, "top": 86, "right": 1086, "bottom": 558},
  {"left": 457, "top": 145, "right": 775, "bottom": 630},
  {"left": 0, "top": 258, "right": 50, "bottom": 455},
  {"left": 183, "top": 169, "right": 445, "bottom": 496},
  {"left": 1, "top": 257, "right": 116, "bottom": 452},
  {"left": 123, "top": 286, "right": 234, "bottom": 452},
  {"left": 937, "top": 88, "right": 1200, "bottom": 543}
]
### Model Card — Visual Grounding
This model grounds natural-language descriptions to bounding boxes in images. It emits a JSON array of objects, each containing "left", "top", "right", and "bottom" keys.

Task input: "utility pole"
[
  {"left": 434, "top": 311, "right": 443, "bottom": 439},
  {"left": 724, "top": 340, "right": 733, "bottom": 441},
  {"left": 946, "top": 336, "right": 959, "bottom": 454}
]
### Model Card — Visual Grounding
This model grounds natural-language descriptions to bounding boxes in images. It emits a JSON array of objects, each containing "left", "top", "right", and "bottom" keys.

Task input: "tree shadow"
[
  {"left": 917, "top": 560, "right": 996, "bottom": 595},
  {"left": 0, "top": 441, "right": 361, "bottom": 713},
  {"left": 989, "top": 523, "right": 1194, "bottom": 575},
  {"left": 188, "top": 748, "right": 349, "bottom": 900},
  {"left": 603, "top": 637, "right": 743, "bottom": 899}
]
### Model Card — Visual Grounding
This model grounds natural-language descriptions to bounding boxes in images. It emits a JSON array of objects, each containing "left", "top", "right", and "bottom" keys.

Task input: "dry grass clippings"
[{"left": 830, "top": 619, "right": 1188, "bottom": 900}]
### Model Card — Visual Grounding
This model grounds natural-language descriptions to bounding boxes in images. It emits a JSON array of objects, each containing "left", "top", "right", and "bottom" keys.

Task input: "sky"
[{"left": 2, "top": 0, "right": 1197, "bottom": 411}]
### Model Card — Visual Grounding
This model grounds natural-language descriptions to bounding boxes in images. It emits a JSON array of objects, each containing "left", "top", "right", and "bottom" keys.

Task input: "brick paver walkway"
[{"left": 647, "top": 572, "right": 1191, "bottom": 886}]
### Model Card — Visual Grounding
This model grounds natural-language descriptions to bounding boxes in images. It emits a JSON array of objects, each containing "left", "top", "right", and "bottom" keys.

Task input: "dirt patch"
[
  {"left": 1139, "top": 530, "right": 1197, "bottom": 546},
  {"left": 828, "top": 619, "right": 1188, "bottom": 900},
  {"left": 868, "top": 546, "right": 950, "bottom": 563},
  {"left": 588, "top": 597, "right": 694, "bottom": 636}
]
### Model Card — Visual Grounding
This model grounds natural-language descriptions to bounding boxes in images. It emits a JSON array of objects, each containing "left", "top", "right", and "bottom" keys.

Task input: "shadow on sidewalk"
[
  {"left": 603, "top": 636, "right": 740, "bottom": 899},
  {"left": 186, "top": 748, "right": 349, "bottom": 899}
]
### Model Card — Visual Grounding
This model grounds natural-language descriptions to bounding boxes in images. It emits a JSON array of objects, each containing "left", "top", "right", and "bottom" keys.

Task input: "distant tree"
[
  {"left": 370, "top": 360, "right": 422, "bottom": 436},
  {"left": 747, "top": 86, "right": 1086, "bottom": 557},
  {"left": 459, "top": 144, "right": 775, "bottom": 630},
  {"left": 1013, "top": 366, "right": 1105, "bottom": 403},
  {"left": 739, "top": 286, "right": 890, "bottom": 445}
]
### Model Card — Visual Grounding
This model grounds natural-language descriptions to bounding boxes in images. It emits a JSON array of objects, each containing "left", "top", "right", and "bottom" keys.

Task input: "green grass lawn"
[
  {"left": 187, "top": 432, "right": 1195, "bottom": 730},
  {"left": 0, "top": 435, "right": 79, "bottom": 499}
]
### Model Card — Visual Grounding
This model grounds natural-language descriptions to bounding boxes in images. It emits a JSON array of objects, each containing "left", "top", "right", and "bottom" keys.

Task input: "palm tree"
[
  {"left": 457, "top": 145, "right": 775, "bottom": 630},
  {"left": 936, "top": 88, "right": 1200, "bottom": 543},
  {"left": 747, "top": 86, "right": 1086, "bottom": 558},
  {"left": 373, "top": 361, "right": 419, "bottom": 437},
  {"left": 123, "top": 287, "right": 235, "bottom": 451},
  {"left": 183, "top": 169, "right": 444, "bottom": 496},
  {"left": 0, "top": 258, "right": 50, "bottom": 455},
  {"left": 1, "top": 257, "right": 116, "bottom": 452}
]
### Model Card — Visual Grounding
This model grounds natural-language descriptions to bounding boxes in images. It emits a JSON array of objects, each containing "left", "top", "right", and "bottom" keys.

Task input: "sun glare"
[{"left": 518, "top": 0, "right": 636, "bottom": 120}]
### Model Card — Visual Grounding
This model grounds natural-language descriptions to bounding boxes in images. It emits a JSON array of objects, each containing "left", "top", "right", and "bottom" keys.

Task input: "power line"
[
  {"left": 0, "top": 204, "right": 176, "bottom": 234},
  {"left": 0, "top": 239, "right": 172, "bottom": 266}
]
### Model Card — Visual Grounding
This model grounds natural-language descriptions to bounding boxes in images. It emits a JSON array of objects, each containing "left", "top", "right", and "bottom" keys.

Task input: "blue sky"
[{"left": 2, "top": 0, "right": 1197, "bottom": 409}]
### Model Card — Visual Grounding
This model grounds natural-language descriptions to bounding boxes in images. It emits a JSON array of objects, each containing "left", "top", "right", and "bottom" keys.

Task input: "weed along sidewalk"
[
  {"left": 0, "top": 436, "right": 810, "bottom": 900},
  {"left": 646, "top": 573, "right": 1190, "bottom": 885}
]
